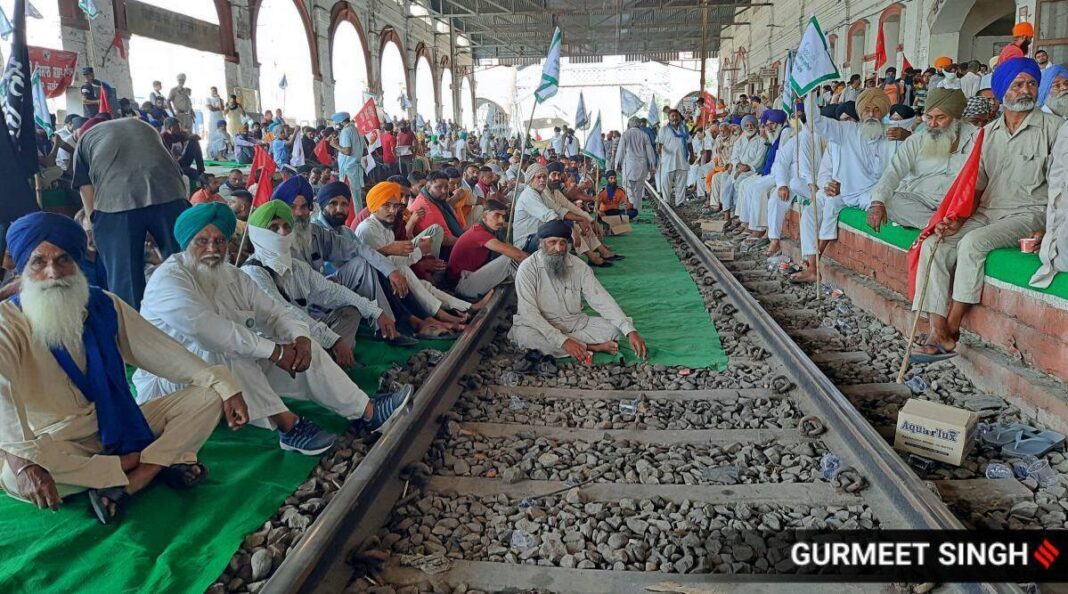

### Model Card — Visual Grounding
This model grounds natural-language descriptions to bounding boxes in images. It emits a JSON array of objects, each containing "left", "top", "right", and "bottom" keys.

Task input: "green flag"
[
  {"left": 30, "top": 68, "right": 52, "bottom": 135},
  {"left": 582, "top": 112, "right": 605, "bottom": 168},
  {"left": 790, "top": 16, "right": 839, "bottom": 97},
  {"left": 77, "top": 0, "right": 99, "bottom": 19},
  {"left": 534, "top": 27, "right": 561, "bottom": 104}
]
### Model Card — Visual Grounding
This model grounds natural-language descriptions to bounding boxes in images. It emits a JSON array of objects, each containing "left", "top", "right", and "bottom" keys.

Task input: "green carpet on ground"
[
  {"left": 837, "top": 207, "right": 1068, "bottom": 300},
  {"left": 204, "top": 160, "right": 247, "bottom": 169},
  {"left": 0, "top": 333, "right": 453, "bottom": 594},
  {"left": 587, "top": 213, "right": 728, "bottom": 369}
]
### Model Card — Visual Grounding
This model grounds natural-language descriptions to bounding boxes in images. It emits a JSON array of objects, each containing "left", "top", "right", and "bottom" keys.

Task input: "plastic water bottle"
[
  {"left": 500, "top": 371, "right": 521, "bottom": 387},
  {"left": 510, "top": 529, "right": 535, "bottom": 549},
  {"left": 1027, "top": 458, "right": 1060, "bottom": 488},
  {"left": 985, "top": 463, "right": 1013, "bottom": 479},
  {"left": 904, "top": 375, "right": 927, "bottom": 395},
  {"left": 509, "top": 395, "right": 525, "bottom": 410},
  {"left": 619, "top": 399, "right": 639, "bottom": 415},
  {"left": 819, "top": 453, "right": 841, "bottom": 480},
  {"left": 518, "top": 497, "right": 535, "bottom": 509}
]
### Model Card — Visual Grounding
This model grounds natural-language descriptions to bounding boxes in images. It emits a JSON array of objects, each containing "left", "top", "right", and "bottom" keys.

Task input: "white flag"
[
  {"left": 620, "top": 87, "right": 643, "bottom": 117},
  {"left": 647, "top": 94, "right": 660, "bottom": 125},
  {"left": 534, "top": 27, "right": 562, "bottom": 104},
  {"left": 399, "top": 94, "right": 412, "bottom": 110},
  {"left": 26, "top": 1, "right": 43, "bottom": 18},
  {"left": 361, "top": 152, "right": 376, "bottom": 174},
  {"left": 0, "top": 7, "right": 12, "bottom": 40},
  {"left": 290, "top": 127, "right": 305, "bottom": 166},
  {"left": 574, "top": 92, "right": 588, "bottom": 130},
  {"left": 582, "top": 112, "right": 605, "bottom": 168},
  {"left": 780, "top": 50, "right": 795, "bottom": 115},
  {"left": 415, "top": 113, "right": 426, "bottom": 129},
  {"left": 790, "top": 16, "right": 839, "bottom": 97},
  {"left": 278, "top": 74, "right": 288, "bottom": 90},
  {"left": 31, "top": 68, "right": 52, "bottom": 136}
]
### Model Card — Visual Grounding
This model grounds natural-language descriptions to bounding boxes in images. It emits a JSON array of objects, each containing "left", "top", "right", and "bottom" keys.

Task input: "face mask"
[{"left": 248, "top": 226, "right": 294, "bottom": 276}]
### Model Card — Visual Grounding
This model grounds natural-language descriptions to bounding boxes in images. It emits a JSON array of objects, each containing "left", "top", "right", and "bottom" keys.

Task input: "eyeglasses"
[{"left": 194, "top": 237, "right": 228, "bottom": 248}]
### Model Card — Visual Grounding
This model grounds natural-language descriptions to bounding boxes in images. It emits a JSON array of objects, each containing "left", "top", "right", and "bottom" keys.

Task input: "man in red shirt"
[
  {"left": 396, "top": 122, "right": 416, "bottom": 176},
  {"left": 999, "top": 22, "right": 1033, "bottom": 65},
  {"left": 447, "top": 199, "right": 527, "bottom": 299},
  {"left": 380, "top": 122, "right": 398, "bottom": 176}
]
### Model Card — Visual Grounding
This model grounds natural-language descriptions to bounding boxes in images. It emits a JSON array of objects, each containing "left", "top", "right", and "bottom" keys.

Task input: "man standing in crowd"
[
  {"left": 167, "top": 74, "right": 194, "bottom": 131},
  {"left": 614, "top": 117, "right": 657, "bottom": 212},
  {"left": 657, "top": 109, "right": 691, "bottom": 206},
  {"left": 330, "top": 112, "right": 368, "bottom": 211}
]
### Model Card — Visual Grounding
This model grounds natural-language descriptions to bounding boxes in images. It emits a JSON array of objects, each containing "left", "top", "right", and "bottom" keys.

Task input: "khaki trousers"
[
  {"left": 1, "top": 387, "right": 221, "bottom": 502},
  {"left": 884, "top": 191, "right": 940, "bottom": 229}
]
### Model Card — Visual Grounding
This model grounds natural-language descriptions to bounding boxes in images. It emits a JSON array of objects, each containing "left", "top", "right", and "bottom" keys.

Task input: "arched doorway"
[
  {"left": 440, "top": 67, "right": 455, "bottom": 126},
  {"left": 460, "top": 76, "right": 474, "bottom": 130},
  {"left": 847, "top": 20, "right": 867, "bottom": 77},
  {"left": 255, "top": 0, "right": 316, "bottom": 123},
  {"left": 415, "top": 55, "right": 436, "bottom": 123},
  {"left": 878, "top": 5, "right": 903, "bottom": 74},
  {"left": 331, "top": 19, "right": 369, "bottom": 114},
  {"left": 930, "top": 0, "right": 1014, "bottom": 63},
  {"left": 380, "top": 38, "right": 408, "bottom": 119}
]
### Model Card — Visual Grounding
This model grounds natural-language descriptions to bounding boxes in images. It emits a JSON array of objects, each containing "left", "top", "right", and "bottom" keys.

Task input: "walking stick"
[{"left": 895, "top": 236, "right": 944, "bottom": 384}]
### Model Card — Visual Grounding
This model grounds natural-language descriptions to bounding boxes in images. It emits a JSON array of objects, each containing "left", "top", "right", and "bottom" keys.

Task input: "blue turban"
[
  {"left": 729, "top": 115, "right": 742, "bottom": 126},
  {"left": 271, "top": 175, "right": 314, "bottom": 206},
  {"left": 763, "top": 109, "right": 788, "bottom": 124},
  {"left": 836, "top": 101, "right": 859, "bottom": 122},
  {"left": 316, "top": 180, "right": 351, "bottom": 205},
  {"left": 216, "top": 119, "right": 226, "bottom": 128},
  {"left": 992, "top": 57, "right": 1042, "bottom": 102},
  {"left": 174, "top": 202, "right": 237, "bottom": 249},
  {"left": 1039, "top": 64, "right": 1068, "bottom": 106},
  {"left": 6, "top": 212, "right": 86, "bottom": 272},
  {"left": 741, "top": 115, "right": 758, "bottom": 128},
  {"left": 330, "top": 112, "right": 351, "bottom": 123}
]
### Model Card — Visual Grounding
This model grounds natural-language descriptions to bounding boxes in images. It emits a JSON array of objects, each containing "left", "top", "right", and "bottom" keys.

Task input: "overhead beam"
[{"left": 428, "top": 2, "right": 770, "bottom": 17}]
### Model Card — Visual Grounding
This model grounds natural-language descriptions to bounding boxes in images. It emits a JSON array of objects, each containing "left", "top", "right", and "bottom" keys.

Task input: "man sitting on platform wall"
[
  {"left": 734, "top": 109, "right": 791, "bottom": 238},
  {"left": 867, "top": 89, "right": 976, "bottom": 232},
  {"left": 792, "top": 89, "right": 894, "bottom": 283},
  {"left": 763, "top": 112, "right": 817, "bottom": 258},
  {"left": 447, "top": 199, "right": 527, "bottom": 300},
  {"left": 708, "top": 115, "right": 766, "bottom": 218},
  {"left": 135, "top": 203, "right": 414, "bottom": 456},
  {"left": 912, "top": 58, "right": 1060, "bottom": 362},
  {"left": 510, "top": 220, "right": 648, "bottom": 362},
  {"left": 0, "top": 213, "right": 249, "bottom": 524}
]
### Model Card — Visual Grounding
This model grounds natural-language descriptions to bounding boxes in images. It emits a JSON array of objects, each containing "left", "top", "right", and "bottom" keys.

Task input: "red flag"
[
  {"left": 98, "top": 85, "right": 111, "bottom": 115},
  {"left": 341, "top": 174, "right": 359, "bottom": 227},
  {"left": 901, "top": 54, "right": 912, "bottom": 72},
  {"left": 354, "top": 98, "right": 381, "bottom": 137},
  {"left": 249, "top": 145, "right": 270, "bottom": 182},
  {"left": 110, "top": 32, "right": 126, "bottom": 60},
  {"left": 906, "top": 127, "right": 985, "bottom": 298},
  {"left": 874, "top": 21, "right": 887, "bottom": 72},
  {"left": 250, "top": 146, "right": 277, "bottom": 207},
  {"left": 314, "top": 137, "right": 332, "bottom": 165}
]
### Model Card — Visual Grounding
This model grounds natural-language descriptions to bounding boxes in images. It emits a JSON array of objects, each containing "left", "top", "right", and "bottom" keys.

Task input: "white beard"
[
  {"left": 21, "top": 270, "right": 90, "bottom": 351},
  {"left": 919, "top": 120, "right": 960, "bottom": 159},
  {"left": 544, "top": 251, "right": 568, "bottom": 279},
  {"left": 860, "top": 119, "right": 885, "bottom": 141},
  {"left": 1048, "top": 92, "right": 1068, "bottom": 117},
  {"left": 187, "top": 256, "right": 229, "bottom": 296},
  {"left": 1005, "top": 96, "right": 1037, "bottom": 113}
]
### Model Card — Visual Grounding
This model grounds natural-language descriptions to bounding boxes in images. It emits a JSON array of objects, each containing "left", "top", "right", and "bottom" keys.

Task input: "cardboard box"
[
  {"left": 893, "top": 399, "right": 977, "bottom": 466},
  {"left": 602, "top": 214, "right": 632, "bottom": 235},
  {"left": 700, "top": 220, "right": 727, "bottom": 232}
]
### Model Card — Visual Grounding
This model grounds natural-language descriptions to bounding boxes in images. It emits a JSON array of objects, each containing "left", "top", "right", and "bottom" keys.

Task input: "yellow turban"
[
  {"left": 856, "top": 88, "right": 891, "bottom": 119},
  {"left": 366, "top": 181, "right": 404, "bottom": 214},
  {"left": 934, "top": 56, "right": 953, "bottom": 69}
]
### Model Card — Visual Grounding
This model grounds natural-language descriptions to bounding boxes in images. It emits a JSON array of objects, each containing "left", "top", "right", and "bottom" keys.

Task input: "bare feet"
[
  {"left": 766, "top": 240, "right": 781, "bottom": 256},
  {"left": 588, "top": 341, "right": 619, "bottom": 355},
  {"left": 470, "top": 289, "right": 494, "bottom": 311},
  {"left": 435, "top": 309, "right": 467, "bottom": 325},
  {"left": 587, "top": 252, "right": 606, "bottom": 265},
  {"left": 790, "top": 269, "right": 818, "bottom": 283}
]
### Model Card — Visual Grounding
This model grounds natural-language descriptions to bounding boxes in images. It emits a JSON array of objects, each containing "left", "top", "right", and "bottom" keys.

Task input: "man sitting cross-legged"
[
  {"left": 447, "top": 199, "right": 527, "bottom": 300},
  {"left": 0, "top": 212, "right": 250, "bottom": 524},
  {"left": 509, "top": 220, "right": 648, "bottom": 361},
  {"left": 134, "top": 203, "right": 413, "bottom": 456}
]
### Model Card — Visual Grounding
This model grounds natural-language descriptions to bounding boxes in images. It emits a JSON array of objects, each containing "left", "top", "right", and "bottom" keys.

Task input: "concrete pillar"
[
  {"left": 313, "top": 5, "right": 332, "bottom": 122},
  {"left": 228, "top": 0, "right": 259, "bottom": 112}
]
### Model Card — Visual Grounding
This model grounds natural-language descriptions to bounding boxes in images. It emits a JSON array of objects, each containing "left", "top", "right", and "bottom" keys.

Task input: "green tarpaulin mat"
[
  {"left": 837, "top": 207, "right": 1068, "bottom": 301},
  {"left": 587, "top": 215, "right": 728, "bottom": 369},
  {"left": 0, "top": 333, "right": 454, "bottom": 594},
  {"left": 204, "top": 160, "right": 248, "bottom": 169}
]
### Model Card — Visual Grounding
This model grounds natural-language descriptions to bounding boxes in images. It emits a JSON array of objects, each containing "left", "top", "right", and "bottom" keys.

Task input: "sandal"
[
  {"left": 1002, "top": 434, "right": 1062, "bottom": 458},
  {"left": 513, "top": 350, "right": 543, "bottom": 374},
  {"left": 160, "top": 462, "right": 209, "bottom": 490},
  {"left": 535, "top": 354, "right": 559, "bottom": 378},
  {"left": 908, "top": 343, "right": 958, "bottom": 364},
  {"left": 88, "top": 486, "right": 129, "bottom": 525}
]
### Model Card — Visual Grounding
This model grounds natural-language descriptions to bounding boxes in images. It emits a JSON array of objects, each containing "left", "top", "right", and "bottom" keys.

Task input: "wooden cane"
[{"left": 896, "top": 236, "right": 944, "bottom": 384}]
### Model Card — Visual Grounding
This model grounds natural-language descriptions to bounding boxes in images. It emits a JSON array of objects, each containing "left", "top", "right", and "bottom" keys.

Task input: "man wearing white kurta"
[
  {"left": 710, "top": 115, "right": 766, "bottom": 213},
  {"left": 765, "top": 126, "right": 818, "bottom": 256},
  {"left": 792, "top": 89, "right": 894, "bottom": 283},
  {"left": 135, "top": 204, "right": 413, "bottom": 456},
  {"left": 512, "top": 163, "right": 609, "bottom": 267},
  {"left": 736, "top": 110, "right": 790, "bottom": 232},
  {"left": 509, "top": 220, "right": 648, "bottom": 361},
  {"left": 613, "top": 117, "right": 657, "bottom": 212},
  {"left": 657, "top": 110, "right": 691, "bottom": 206}
]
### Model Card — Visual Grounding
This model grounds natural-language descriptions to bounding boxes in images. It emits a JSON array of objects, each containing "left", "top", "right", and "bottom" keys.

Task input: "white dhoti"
[
  {"left": 665, "top": 168, "right": 687, "bottom": 206},
  {"left": 741, "top": 176, "right": 777, "bottom": 229},
  {"left": 708, "top": 171, "right": 731, "bottom": 208},
  {"left": 799, "top": 191, "right": 872, "bottom": 256},
  {"left": 509, "top": 315, "right": 623, "bottom": 358},
  {"left": 766, "top": 193, "right": 793, "bottom": 240},
  {"left": 623, "top": 178, "right": 645, "bottom": 212},
  {"left": 390, "top": 255, "right": 470, "bottom": 314}
]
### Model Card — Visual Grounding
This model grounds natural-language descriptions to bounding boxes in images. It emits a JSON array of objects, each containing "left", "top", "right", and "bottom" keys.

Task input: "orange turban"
[
  {"left": 934, "top": 56, "right": 952, "bottom": 69},
  {"left": 1013, "top": 22, "right": 1034, "bottom": 38},
  {"left": 366, "top": 181, "right": 404, "bottom": 214}
]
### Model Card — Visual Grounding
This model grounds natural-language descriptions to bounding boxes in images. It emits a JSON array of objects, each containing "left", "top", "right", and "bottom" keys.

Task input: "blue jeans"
[{"left": 92, "top": 200, "right": 188, "bottom": 309}]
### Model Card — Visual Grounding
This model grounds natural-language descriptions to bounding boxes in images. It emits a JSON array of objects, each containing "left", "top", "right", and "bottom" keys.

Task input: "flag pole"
[
  {"left": 505, "top": 98, "right": 538, "bottom": 244},
  {"left": 807, "top": 94, "right": 822, "bottom": 300},
  {"left": 896, "top": 237, "right": 943, "bottom": 384}
]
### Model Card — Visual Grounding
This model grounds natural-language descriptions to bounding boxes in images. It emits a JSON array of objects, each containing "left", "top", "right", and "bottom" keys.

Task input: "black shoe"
[
  {"left": 606, "top": 254, "right": 626, "bottom": 261},
  {"left": 588, "top": 259, "right": 614, "bottom": 268},
  {"left": 375, "top": 332, "right": 419, "bottom": 347}
]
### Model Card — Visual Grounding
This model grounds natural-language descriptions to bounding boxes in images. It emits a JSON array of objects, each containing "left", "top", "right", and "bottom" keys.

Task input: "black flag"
[{"left": 3, "top": 0, "right": 40, "bottom": 178}]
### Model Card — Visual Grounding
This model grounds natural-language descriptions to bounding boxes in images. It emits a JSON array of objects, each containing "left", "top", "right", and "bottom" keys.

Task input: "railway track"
[{"left": 256, "top": 193, "right": 1031, "bottom": 594}]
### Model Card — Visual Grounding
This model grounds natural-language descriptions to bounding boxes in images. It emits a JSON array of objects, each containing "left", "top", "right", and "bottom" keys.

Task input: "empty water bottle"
[
  {"left": 518, "top": 497, "right": 535, "bottom": 509},
  {"left": 819, "top": 453, "right": 841, "bottom": 480},
  {"left": 1027, "top": 458, "right": 1060, "bottom": 488},
  {"left": 904, "top": 375, "right": 927, "bottom": 394},
  {"left": 619, "top": 398, "right": 639, "bottom": 415},
  {"left": 509, "top": 395, "right": 525, "bottom": 410},
  {"left": 500, "top": 371, "right": 521, "bottom": 387},
  {"left": 510, "top": 530, "right": 535, "bottom": 550},
  {"left": 985, "top": 463, "right": 1013, "bottom": 479},
  {"left": 836, "top": 302, "right": 852, "bottom": 315}
]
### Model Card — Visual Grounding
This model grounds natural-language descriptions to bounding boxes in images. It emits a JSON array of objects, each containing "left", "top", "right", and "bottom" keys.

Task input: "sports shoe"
[
  {"left": 278, "top": 417, "right": 337, "bottom": 455},
  {"left": 365, "top": 384, "right": 414, "bottom": 433}
]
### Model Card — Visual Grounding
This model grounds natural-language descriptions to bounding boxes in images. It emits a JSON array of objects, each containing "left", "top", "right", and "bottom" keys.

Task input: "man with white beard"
[
  {"left": 509, "top": 220, "right": 648, "bottom": 361},
  {"left": 656, "top": 109, "right": 692, "bottom": 205},
  {"left": 708, "top": 115, "right": 766, "bottom": 218},
  {"left": 791, "top": 89, "right": 894, "bottom": 283},
  {"left": 613, "top": 117, "right": 657, "bottom": 212},
  {"left": 135, "top": 203, "right": 413, "bottom": 456},
  {"left": 735, "top": 109, "right": 790, "bottom": 236},
  {"left": 867, "top": 89, "right": 976, "bottom": 231},
  {"left": 1040, "top": 64, "right": 1068, "bottom": 118},
  {"left": 0, "top": 212, "right": 249, "bottom": 524},
  {"left": 913, "top": 58, "right": 1061, "bottom": 362}
]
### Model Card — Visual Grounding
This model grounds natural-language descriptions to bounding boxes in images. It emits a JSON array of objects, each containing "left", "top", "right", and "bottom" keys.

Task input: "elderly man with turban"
[
  {"left": 0, "top": 212, "right": 248, "bottom": 524},
  {"left": 356, "top": 182, "right": 490, "bottom": 329},
  {"left": 791, "top": 88, "right": 895, "bottom": 283},
  {"left": 867, "top": 89, "right": 978, "bottom": 232},
  {"left": 510, "top": 220, "right": 648, "bottom": 362},
  {"left": 1034, "top": 66, "right": 1068, "bottom": 290},
  {"left": 543, "top": 161, "right": 621, "bottom": 265},
  {"left": 734, "top": 109, "right": 791, "bottom": 237},
  {"left": 656, "top": 109, "right": 692, "bottom": 206},
  {"left": 1040, "top": 64, "right": 1068, "bottom": 118},
  {"left": 613, "top": 116, "right": 658, "bottom": 212},
  {"left": 709, "top": 114, "right": 766, "bottom": 218},
  {"left": 136, "top": 203, "right": 413, "bottom": 456},
  {"left": 999, "top": 22, "right": 1034, "bottom": 65},
  {"left": 513, "top": 162, "right": 604, "bottom": 261},
  {"left": 913, "top": 58, "right": 1061, "bottom": 362}
]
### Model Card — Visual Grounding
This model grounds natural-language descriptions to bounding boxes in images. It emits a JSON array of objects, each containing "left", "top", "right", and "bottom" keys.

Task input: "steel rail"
[{"left": 261, "top": 291, "right": 509, "bottom": 594}]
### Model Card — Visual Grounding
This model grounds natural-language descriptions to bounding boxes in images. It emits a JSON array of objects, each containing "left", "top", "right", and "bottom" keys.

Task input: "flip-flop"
[
  {"left": 513, "top": 350, "right": 543, "bottom": 373},
  {"left": 981, "top": 426, "right": 1023, "bottom": 448},
  {"left": 535, "top": 357, "right": 559, "bottom": 378},
  {"left": 160, "top": 462, "right": 209, "bottom": 490},
  {"left": 1002, "top": 435, "right": 1060, "bottom": 458},
  {"left": 88, "top": 487, "right": 129, "bottom": 525},
  {"left": 909, "top": 343, "right": 958, "bottom": 364}
]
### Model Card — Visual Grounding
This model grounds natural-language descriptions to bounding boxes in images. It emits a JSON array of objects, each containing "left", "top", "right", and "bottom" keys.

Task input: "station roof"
[{"left": 421, "top": 0, "right": 761, "bottom": 62}]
